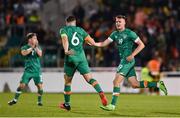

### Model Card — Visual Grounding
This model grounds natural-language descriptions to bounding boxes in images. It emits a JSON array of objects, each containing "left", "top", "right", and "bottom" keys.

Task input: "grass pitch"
[{"left": 0, "top": 93, "right": 180, "bottom": 117}]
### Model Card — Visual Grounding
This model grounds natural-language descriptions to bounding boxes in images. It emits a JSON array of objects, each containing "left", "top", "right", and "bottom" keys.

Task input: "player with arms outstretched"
[
  {"left": 59, "top": 16, "right": 107, "bottom": 111},
  {"left": 8, "top": 33, "right": 43, "bottom": 106},
  {"left": 94, "top": 15, "right": 168, "bottom": 111}
]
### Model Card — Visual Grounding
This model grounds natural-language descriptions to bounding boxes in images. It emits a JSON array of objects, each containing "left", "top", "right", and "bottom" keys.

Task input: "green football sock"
[
  {"left": 88, "top": 78, "right": 102, "bottom": 93},
  {"left": 14, "top": 87, "right": 22, "bottom": 101},
  {"left": 38, "top": 89, "right": 43, "bottom": 103},
  {"left": 64, "top": 85, "right": 71, "bottom": 105},
  {"left": 140, "top": 81, "right": 157, "bottom": 88},
  {"left": 111, "top": 87, "right": 120, "bottom": 105}
]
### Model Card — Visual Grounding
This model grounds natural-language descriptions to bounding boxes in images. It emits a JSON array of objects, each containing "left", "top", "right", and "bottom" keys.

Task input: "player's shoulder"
[
  {"left": 125, "top": 28, "right": 134, "bottom": 33},
  {"left": 21, "top": 44, "right": 28, "bottom": 48},
  {"left": 60, "top": 26, "right": 67, "bottom": 31},
  {"left": 126, "top": 28, "right": 138, "bottom": 35},
  {"left": 125, "top": 28, "right": 138, "bottom": 39},
  {"left": 110, "top": 30, "right": 118, "bottom": 36},
  {"left": 76, "top": 26, "right": 85, "bottom": 31},
  {"left": 74, "top": 26, "right": 88, "bottom": 35},
  {"left": 111, "top": 30, "right": 118, "bottom": 34}
]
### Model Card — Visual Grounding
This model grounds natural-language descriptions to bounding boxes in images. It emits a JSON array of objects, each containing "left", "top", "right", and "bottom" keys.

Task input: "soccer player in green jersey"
[
  {"left": 94, "top": 15, "right": 168, "bottom": 111},
  {"left": 8, "top": 33, "right": 43, "bottom": 106},
  {"left": 59, "top": 16, "right": 107, "bottom": 111}
]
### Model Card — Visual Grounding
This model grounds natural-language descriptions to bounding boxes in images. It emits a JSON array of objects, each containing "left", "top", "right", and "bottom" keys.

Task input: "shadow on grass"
[
  {"left": 152, "top": 111, "right": 180, "bottom": 116},
  {"left": 109, "top": 112, "right": 143, "bottom": 117},
  {"left": 70, "top": 110, "right": 143, "bottom": 117}
]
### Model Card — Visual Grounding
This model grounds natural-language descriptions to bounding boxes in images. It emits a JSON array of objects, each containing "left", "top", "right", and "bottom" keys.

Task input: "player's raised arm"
[
  {"left": 21, "top": 47, "right": 33, "bottom": 56},
  {"left": 84, "top": 35, "right": 112, "bottom": 47},
  {"left": 84, "top": 35, "right": 96, "bottom": 46},
  {"left": 34, "top": 38, "right": 42, "bottom": 57},
  {"left": 126, "top": 38, "right": 145, "bottom": 61},
  {"left": 35, "top": 47, "right": 42, "bottom": 57},
  {"left": 94, "top": 38, "right": 112, "bottom": 47}
]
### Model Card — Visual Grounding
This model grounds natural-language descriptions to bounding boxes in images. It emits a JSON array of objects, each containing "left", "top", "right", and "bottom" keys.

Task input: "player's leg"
[
  {"left": 34, "top": 73, "right": 43, "bottom": 106},
  {"left": 100, "top": 73, "right": 124, "bottom": 111},
  {"left": 36, "top": 84, "right": 43, "bottom": 106},
  {"left": 100, "top": 59, "right": 134, "bottom": 111},
  {"left": 59, "top": 62, "right": 75, "bottom": 111},
  {"left": 127, "top": 68, "right": 167, "bottom": 95},
  {"left": 82, "top": 73, "right": 108, "bottom": 106},
  {"left": 129, "top": 77, "right": 167, "bottom": 95},
  {"left": 109, "top": 59, "right": 133, "bottom": 107},
  {"left": 8, "top": 72, "right": 30, "bottom": 105},
  {"left": 60, "top": 74, "right": 73, "bottom": 111},
  {"left": 8, "top": 83, "right": 26, "bottom": 105},
  {"left": 77, "top": 61, "right": 107, "bottom": 106}
]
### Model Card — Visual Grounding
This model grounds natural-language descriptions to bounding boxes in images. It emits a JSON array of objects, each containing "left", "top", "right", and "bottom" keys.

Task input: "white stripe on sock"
[
  {"left": 16, "top": 91, "right": 22, "bottom": 94},
  {"left": 113, "top": 92, "right": 119, "bottom": 95},
  {"left": 13, "top": 99, "right": 17, "bottom": 102}
]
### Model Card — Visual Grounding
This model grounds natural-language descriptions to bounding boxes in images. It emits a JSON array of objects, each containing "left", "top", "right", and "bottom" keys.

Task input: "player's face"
[
  {"left": 115, "top": 18, "right": 126, "bottom": 30},
  {"left": 29, "top": 36, "right": 37, "bottom": 45}
]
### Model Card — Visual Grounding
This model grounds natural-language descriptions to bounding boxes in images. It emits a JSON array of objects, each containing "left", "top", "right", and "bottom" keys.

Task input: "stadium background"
[
  {"left": 0, "top": 0, "right": 179, "bottom": 69},
  {"left": 0, "top": 0, "right": 180, "bottom": 94},
  {"left": 0, "top": 0, "right": 180, "bottom": 117}
]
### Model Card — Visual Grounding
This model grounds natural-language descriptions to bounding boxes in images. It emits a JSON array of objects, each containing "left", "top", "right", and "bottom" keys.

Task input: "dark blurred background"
[{"left": 0, "top": 0, "right": 179, "bottom": 71}]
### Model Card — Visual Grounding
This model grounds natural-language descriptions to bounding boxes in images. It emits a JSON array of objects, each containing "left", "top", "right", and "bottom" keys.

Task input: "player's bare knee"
[
  {"left": 64, "top": 78, "right": 72, "bottom": 85},
  {"left": 113, "top": 79, "right": 120, "bottom": 86},
  {"left": 19, "top": 83, "right": 26, "bottom": 89},
  {"left": 65, "top": 81, "right": 71, "bottom": 85},
  {"left": 36, "top": 84, "right": 42, "bottom": 90},
  {"left": 113, "top": 79, "right": 116, "bottom": 85},
  {"left": 83, "top": 73, "right": 92, "bottom": 82},
  {"left": 64, "top": 74, "right": 72, "bottom": 85},
  {"left": 131, "top": 83, "right": 139, "bottom": 88}
]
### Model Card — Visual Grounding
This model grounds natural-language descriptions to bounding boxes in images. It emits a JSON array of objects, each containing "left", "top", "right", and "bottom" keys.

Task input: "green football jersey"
[
  {"left": 21, "top": 44, "right": 42, "bottom": 73},
  {"left": 59, "top": 26, "right": 88, "bottom": 62},
  {"left": 108, "top": 28, "right": 139, "bottom": 58}
]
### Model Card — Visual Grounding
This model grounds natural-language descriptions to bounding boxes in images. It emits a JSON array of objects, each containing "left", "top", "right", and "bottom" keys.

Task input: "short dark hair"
[
  {"left": 66, "top": 15, "right": 76, "bottom": 22},
  {"left": 114, "top": 15, "right": 127, "bottom": 21},
  {"left": 26, "top": 33, "right": 36, "bottom": 40}
]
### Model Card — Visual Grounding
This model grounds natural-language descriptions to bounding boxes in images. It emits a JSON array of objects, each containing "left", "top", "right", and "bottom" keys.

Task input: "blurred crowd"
[
  {"left": 0, "top": 0, "right": 58, "bottom": 67},
  {"left": 73, "top": 0, "right": 180, "bottom": 71},
  {"left": 0, "top": 0, "right": 57, "bottom": 47},
  {"left": 0, "top": 0, "right": 179, "bottom": 71}
]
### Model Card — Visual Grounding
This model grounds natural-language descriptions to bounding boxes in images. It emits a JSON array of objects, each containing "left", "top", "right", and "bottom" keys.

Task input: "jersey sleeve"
[
  {"left": 81, "top": 28, "right": 89, "bottom": 40},
  {"left": 129, "top": 30, "right": 139, "bottom": 43},
  {"left": 21, "top": 45, "right": 30, "bottom": 51},
  {"left": 108, "top": 31, "right": 116, "bottom": 42},
  {"left": 59, "top": 28, "right": 67, "bottom": 38}
]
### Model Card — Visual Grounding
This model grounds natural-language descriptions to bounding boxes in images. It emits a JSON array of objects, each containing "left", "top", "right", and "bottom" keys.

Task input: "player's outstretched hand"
[{"left": 65, "top": 49, "right": 74, "bottom": 55}]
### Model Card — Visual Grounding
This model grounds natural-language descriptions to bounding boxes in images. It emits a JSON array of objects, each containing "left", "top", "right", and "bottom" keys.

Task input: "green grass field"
[{"left": 0, "top": 93, "right": 180, "bottom": 117}]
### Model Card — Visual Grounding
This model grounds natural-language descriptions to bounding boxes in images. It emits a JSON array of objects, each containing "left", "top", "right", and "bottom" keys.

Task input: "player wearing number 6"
[
  {"left": 8, "top": 33, "right": 43, "bottom": 106},
  {"left": 59, "top": 16, "right": 108, "bottom": 111}
]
